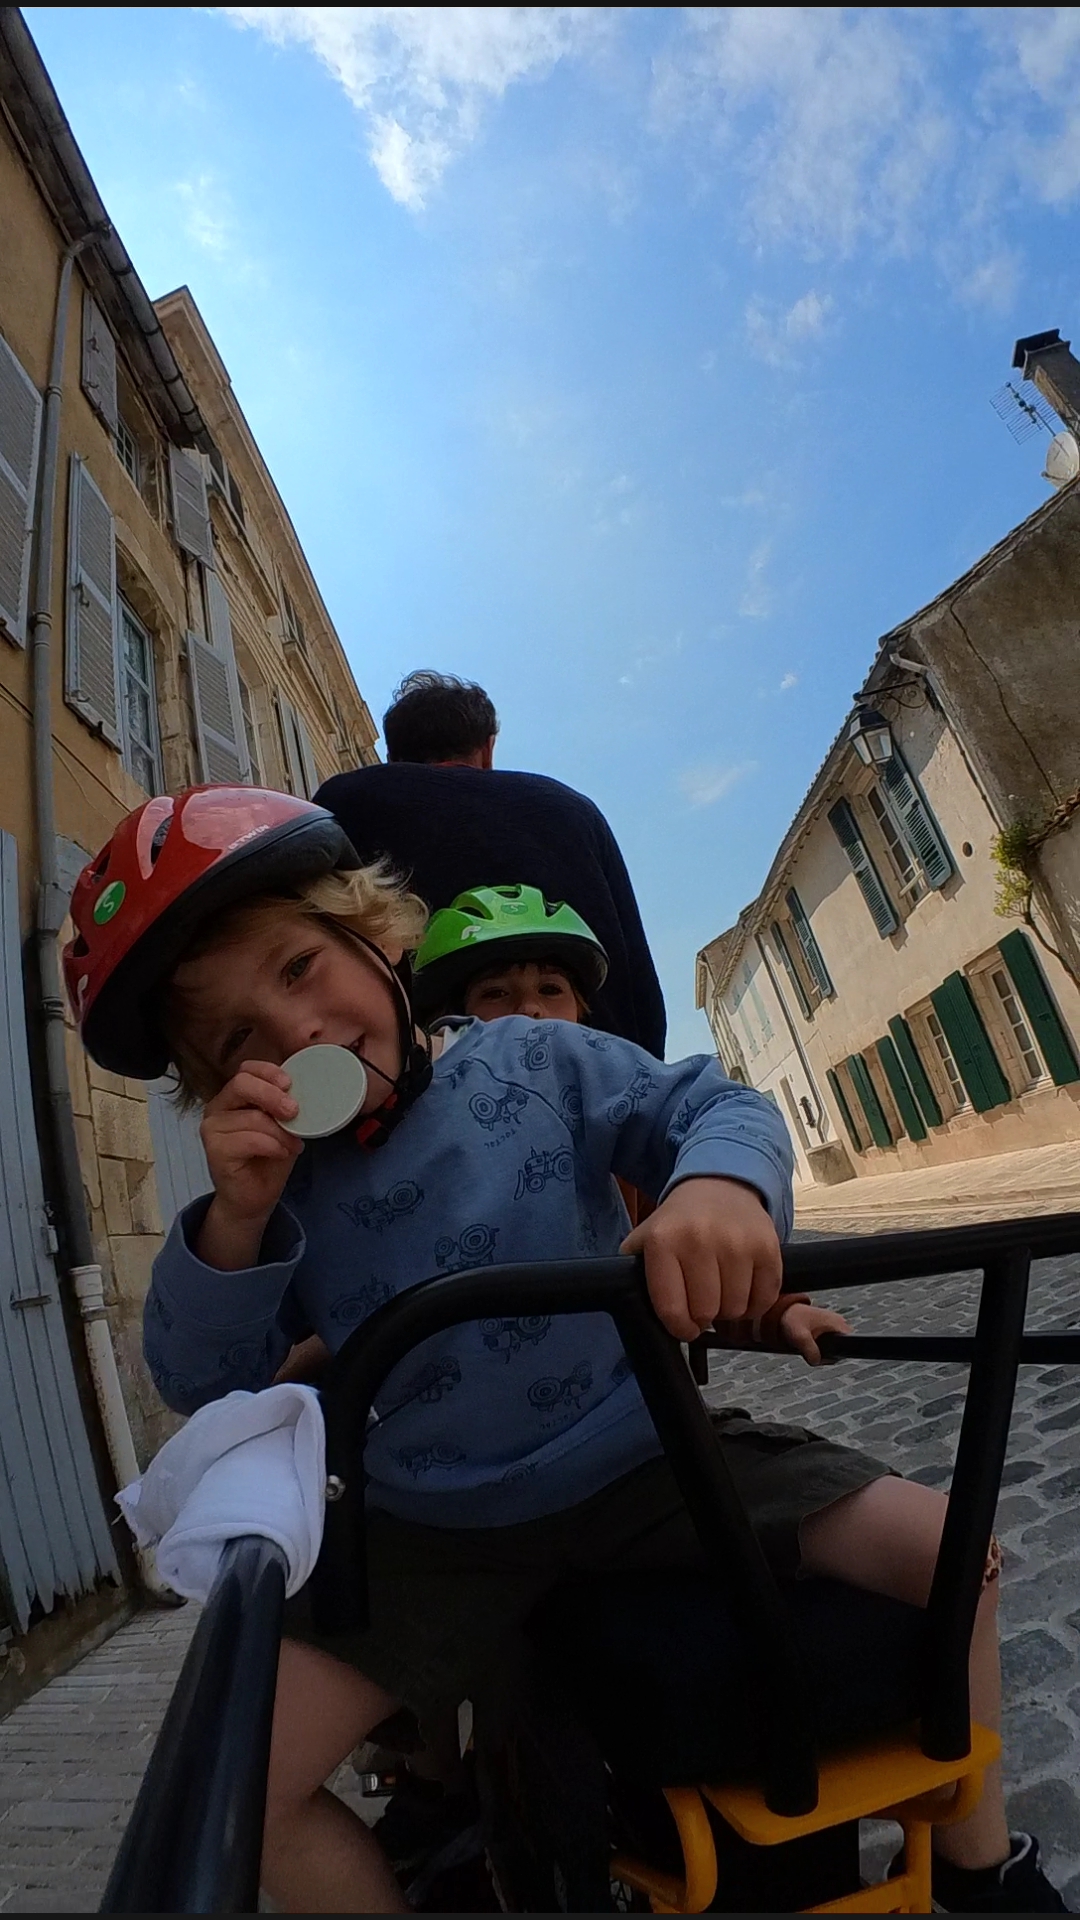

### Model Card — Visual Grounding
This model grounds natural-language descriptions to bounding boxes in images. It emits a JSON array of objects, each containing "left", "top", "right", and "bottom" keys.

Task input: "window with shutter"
[
  {"left": 828, "top": 798, "right": 899, "bottom": 936},
  {"left": 65, "top": 456, "right": 121, "bottom": 746},
  {"left": 784, "top": 888, "right": 834, "bottom": 998},
  {"left": 238, "top": 677, "right": 262, "bottom": 784},
  {"left": 875, "top": 1033, "right": 928, "bottom": 1141},
  {"left": 996, "top": 930, "right": 1080, "bottom": 1087},
  {"left": 293, "top": 706, "right": 319, "bottom": 798},
  {"left": 189, "top": 570, "right": 251, "bottom": 785},
  {"left": 770, "top": 921, "right": 813, "bottom": 1019},
  {"left": 0, "top": 333, "right": 42, "bottom": 647},
  {"left": 80, "top": 293, "right": 118, "bottom": 433},
  {"left": 743, "top": 961, "right": 773, "bottom": 1041},
  {"left": 887, "top": 1014, "right": 943, "bottom": 1127},
  {"left": 846, "top": 1052, "right": 893, "bottom": 1147},
  {"left": 276, "top": 695, "right": 306, "bottom": 797},
  {"left": 879, "top": 748, "right": 954, "bottom": 890},
  {"left": 826, "top": 1066, "right": 863, "bottom": 1151},
  {"left": 169, "top": 447, "right": 214, "bottom": 564},
  {"left": 929, "top": 973, "right": 1011, "bottom": 1113}
]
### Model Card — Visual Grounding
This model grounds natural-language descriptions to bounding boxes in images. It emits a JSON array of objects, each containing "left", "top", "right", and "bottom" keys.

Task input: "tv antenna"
[{"left": 989, "top": 379, "right": 1058, "bottom": 442}]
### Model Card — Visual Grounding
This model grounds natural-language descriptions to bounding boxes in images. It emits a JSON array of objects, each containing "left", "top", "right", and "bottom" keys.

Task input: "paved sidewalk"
[
  {"left": 796, "top": 1139, "right": 1080, "bottom": 1235},
  {"left": 0, "top": 1606, "right": 196, "bottom": 1911}
]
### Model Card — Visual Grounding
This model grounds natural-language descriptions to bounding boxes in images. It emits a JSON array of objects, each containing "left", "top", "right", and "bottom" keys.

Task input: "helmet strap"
[{"left": 329, "top": 927, "right": 432, "bottom": 1150}]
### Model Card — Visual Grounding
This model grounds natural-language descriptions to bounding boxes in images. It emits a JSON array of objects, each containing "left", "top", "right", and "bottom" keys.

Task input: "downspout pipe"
[{"left": 28, "top": 237, "right": 170, "bottom": 1601}]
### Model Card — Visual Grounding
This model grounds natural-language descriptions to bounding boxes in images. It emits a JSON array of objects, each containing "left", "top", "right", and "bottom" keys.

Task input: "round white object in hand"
[{"left": 279, "top": 1044, "right": 368, "bottom": 1139}]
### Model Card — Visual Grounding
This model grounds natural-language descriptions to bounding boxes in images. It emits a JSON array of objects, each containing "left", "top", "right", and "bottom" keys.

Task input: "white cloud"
[
  {"left": 779, "top": 670, "right": 798, "bottom": 691},
  {"left": 218, "top": 6, "right": 605, "bottom": 208},
  {"left": 652, "top": 8, "right": 1080, "bottom": 302},
  {"left": 679, "top": 759, "right": 758, "bottom": 808},
  {"left": 175, "top": 171, "right": 233, "bottom": 255},
  {"left": 746, "top": 288, "right": 834, "bottom": 367},
  {"left": 739, "top": 539, "right": 772, "bottom": 618}
]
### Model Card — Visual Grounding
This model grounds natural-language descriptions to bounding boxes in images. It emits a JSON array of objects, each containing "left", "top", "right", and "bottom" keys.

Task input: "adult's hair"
[{"left": 382, "top": 671, "right": 499, "bottom": 765}]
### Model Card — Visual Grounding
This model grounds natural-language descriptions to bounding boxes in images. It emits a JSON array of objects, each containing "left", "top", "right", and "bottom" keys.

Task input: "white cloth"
[{"left": 116, "top": 1385, "right": 326, "bottom": 1601}]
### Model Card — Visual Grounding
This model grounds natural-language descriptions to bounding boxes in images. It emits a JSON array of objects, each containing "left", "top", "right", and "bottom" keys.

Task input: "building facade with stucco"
[
  {"left": 697, "top": 343, "right": 1080, "bottom": 1188},
  {"left": 0, "top": 8, "right": 377, "bottom": 1691}
]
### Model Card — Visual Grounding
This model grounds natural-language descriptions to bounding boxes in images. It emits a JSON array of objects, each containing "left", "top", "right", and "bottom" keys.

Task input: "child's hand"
[
  {"left": 622, "top": 1176, "right": 782, "bottom": 1342},
  {"left": 779, "top": 1303, "right": 852, "bottom": 1367},
  {"left": 196, "top": 1062, "right": 303, "bottom": 1270}
]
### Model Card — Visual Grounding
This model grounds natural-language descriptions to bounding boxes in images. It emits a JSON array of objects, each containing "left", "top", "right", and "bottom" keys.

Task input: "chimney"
[{"left": 1012, "top": 329, "right": 1080, "bottom": 438}]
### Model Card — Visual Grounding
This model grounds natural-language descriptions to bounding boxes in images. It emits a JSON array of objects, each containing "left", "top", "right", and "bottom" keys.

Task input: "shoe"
[
  {"left": 373, "top": 1775, "right": 482, "bottom": 1885},
  {"left": 890, "top": 1832, "right": 1069, "bottom": 1912}
]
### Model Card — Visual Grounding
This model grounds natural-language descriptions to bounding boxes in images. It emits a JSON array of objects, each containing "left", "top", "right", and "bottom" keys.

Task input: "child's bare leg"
[
  {"left": 261, "top": 1638, "right": 409, "bottom": 1914},
  {"left": 799, "top": 1476, "right": 1010, "bottom": 1871}
]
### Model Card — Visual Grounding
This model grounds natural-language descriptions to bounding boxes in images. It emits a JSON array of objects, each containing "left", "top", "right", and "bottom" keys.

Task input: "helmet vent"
[
  {"left": 149, "top": 816, "right": 172, "bottom": 865},
  {"left": 70, "top": 934, "right": 89, "bottom": 958},
  {"left": 90, "top": 849, "right": 110, "bottom": 879}
]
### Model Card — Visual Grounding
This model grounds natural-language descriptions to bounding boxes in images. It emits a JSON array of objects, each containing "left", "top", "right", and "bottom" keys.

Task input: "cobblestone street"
[{"left": 0, "top": 1238, "right": 1078, "bottom": 1910}]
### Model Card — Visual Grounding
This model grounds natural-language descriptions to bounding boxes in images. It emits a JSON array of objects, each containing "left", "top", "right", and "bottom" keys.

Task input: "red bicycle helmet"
[{"left": 65, "top": 786, "right": 360, "bottom": 1078}]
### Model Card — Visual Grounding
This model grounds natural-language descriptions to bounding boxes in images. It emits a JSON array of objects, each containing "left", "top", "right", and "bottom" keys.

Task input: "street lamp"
[{"left": 848, "top": 706, "right": 893, "bottom": 767}]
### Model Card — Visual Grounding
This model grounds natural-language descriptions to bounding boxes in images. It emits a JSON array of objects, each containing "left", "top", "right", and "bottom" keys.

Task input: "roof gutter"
[{"left": 0, "top": 7, "right": 207, "bottom": 447}]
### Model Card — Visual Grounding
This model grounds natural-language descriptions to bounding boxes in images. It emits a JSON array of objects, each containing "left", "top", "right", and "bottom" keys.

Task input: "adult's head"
[{"left": 382, "top": 671, "right": 498, "bottom": 768}]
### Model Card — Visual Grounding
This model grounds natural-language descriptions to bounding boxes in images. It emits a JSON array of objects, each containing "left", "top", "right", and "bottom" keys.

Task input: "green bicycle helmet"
[{"left": 413, "top": 884, "right": 609, "bottom": 1020}]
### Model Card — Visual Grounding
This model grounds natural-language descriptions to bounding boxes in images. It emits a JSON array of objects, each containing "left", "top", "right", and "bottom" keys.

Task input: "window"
[
  {"left": 784, "top": 888, "right": 834, "bottom": 998},
  {"left": 968, "top": 949, "right": 1051, "bottom": 1096},
  {"left": 119, "top": 599, "right": 162, "bottom": 793},
  {"left": 239, "top": 676, "right": 262, "bottom": 783},
  {"left": 0, "top": 331, "right": 43, "bottom": 647},
  {"left": 281, "top": 585, "right": 306, "bottom": 652},
  {"left": 878, "top": 749, "right": 953, "bottom": 890},
  {"left": 828, "top": 799, "right": 898, "bottom": 937},
  {"left": 989, "top": 964, "right": 1045, "bottom": 1086},
  {"left": 115, "top": 417, "right": 139, "bottom": 488},
  {"left": 866, "top": 786, "right": 925, "bottom": 902},
  {"left": 771, "top": 919, "right": 815, "bottom": 1017},
  {"left": 922, "top": 1007, "right": 970, "bottom": 1114}
]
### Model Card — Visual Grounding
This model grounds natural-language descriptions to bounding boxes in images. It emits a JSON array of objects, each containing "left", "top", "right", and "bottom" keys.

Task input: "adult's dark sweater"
[{"left": 315, "top": 763, "right": 667, "bottom": 1058}]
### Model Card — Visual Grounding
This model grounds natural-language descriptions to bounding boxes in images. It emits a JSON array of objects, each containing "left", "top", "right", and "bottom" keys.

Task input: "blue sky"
[{"left": 23, "top": 6, "right": 1080, "bottom": 1055}]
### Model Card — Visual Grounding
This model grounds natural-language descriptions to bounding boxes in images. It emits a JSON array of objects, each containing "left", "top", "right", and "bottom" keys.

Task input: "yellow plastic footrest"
[{"left": 704, "top": 1723, "right": 1001, "bottom": 1845}]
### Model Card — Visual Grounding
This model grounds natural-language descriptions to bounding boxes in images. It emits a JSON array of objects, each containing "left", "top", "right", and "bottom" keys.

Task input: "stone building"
[
  {"left": 697, "top": 332, "right": 1080, "bottom": 1189},
  {"left": 0, "top": 8, "right": 376, "bottom": 1687}
]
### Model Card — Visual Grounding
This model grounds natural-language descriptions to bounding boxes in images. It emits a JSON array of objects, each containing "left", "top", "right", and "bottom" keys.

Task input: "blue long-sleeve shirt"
[{"left": 145, "top": 1018, "right": 793, "bottom": 1527}]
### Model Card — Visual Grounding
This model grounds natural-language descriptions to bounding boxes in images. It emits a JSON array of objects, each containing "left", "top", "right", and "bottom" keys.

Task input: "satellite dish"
[{"left": 1043, "top": 431, "right": 1080, "bottom": 490}]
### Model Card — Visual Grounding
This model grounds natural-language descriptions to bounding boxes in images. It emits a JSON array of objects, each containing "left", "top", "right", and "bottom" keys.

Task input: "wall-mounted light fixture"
[{"left": 848, "top": 706, "right": 893, "bottom": 767}]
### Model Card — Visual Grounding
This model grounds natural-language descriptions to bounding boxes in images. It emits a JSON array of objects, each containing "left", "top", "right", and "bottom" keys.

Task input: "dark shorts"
[{"left": 282, "top": 1410, "right": 889, "bottom": 1719}]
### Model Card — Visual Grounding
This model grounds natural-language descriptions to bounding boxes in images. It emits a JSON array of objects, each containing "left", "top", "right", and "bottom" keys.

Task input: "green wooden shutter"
[
  {"left": 929, "top": 973, "right": 1011, "bottom": 1112},
  {"left": 784, "top": 888, "right": 833, "bottom": 997},
  {"left": 827, "top": 1067, "right": 863, "bottom": 1151},
  {"left": 887, "top": 1014, "right": 943, "bottom": 1127},
  {"left": 828, "top": 799, "right": 899, "bottom": 937},
  {"left": 880, "top": 748, "right": 954, "bottom": 889},
  {"left": 770, "top": 921, "right": 812, "bottom": 1019},
  {"left": 846, "top": 1053, "right": 893, "bottom": 1147},
  {"left": 876, "top": 1034, "right": 928, "bottom": 1141},
  {"left": 998, "top": 930, "right": 1080, "bottom": 1086}
]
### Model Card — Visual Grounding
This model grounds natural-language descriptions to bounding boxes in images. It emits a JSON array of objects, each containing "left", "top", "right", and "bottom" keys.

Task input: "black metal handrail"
[
  {"left": 101, "top": 1536, "right": 285, "bottom": 1913},
  {"left": 315, "top": 1258, "right": 821, "bottom": 1817}
]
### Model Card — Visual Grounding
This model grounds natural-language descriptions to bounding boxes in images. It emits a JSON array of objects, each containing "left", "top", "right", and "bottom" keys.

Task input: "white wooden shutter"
[
  {"left": 65, "top": 456, "right": 121, "bottom": 746},
  {"left": 293, "top": 705, "right": 319, "bottom": 798},
  {"left": 80, "top": 293, "right": 118, "bottom": 433},
  {"left": 0, "top": 334, "right": 43, "bottom": 647},
  {"left": 188, "top": 569, "right": 251, "bottom": 784},
  {"left": 275, "top": 695, "right": 307, "bottom": 797},
  {"left": 169, "top": 446, "right": 214, "bottom": 564}
]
